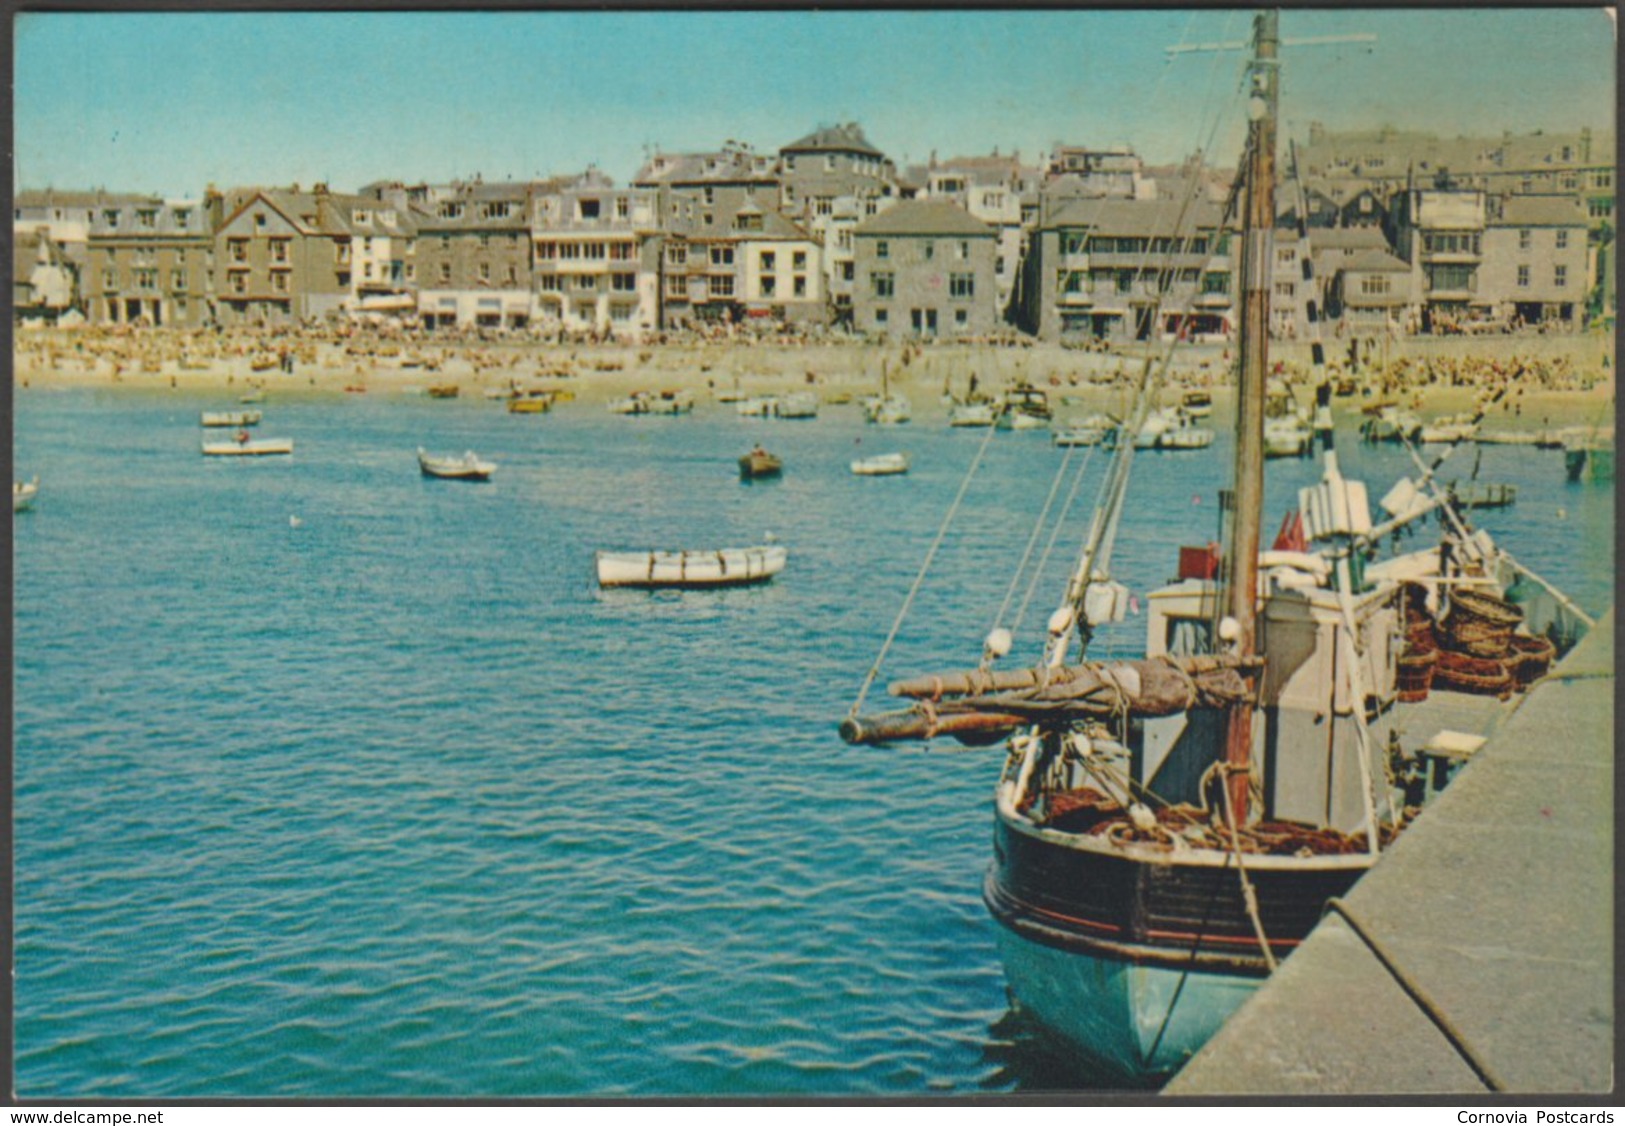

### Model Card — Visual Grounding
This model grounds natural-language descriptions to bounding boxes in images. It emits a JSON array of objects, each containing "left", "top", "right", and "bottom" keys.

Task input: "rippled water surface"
[{"left": 14, "top": 386, "right": 1614, "bottom": 1097}]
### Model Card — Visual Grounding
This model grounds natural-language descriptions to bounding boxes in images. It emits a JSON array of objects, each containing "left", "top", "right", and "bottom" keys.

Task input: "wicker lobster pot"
[
  {"left": 1442, "top": 589, "right": 1524, "bottom": 659},
  {"left": 1396, "top": 648, "right": 1439, "bottom": 703},
  {"left": 1434, "top": 648, "right": 1514, "bottom": 700},
  {"left": 1505, "top": 633, "right": 1557, "bottom": 687}
]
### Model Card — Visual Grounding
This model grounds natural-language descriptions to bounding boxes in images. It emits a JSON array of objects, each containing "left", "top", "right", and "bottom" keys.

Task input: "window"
[
  {"left": 615, "top": 197, "right": 629, "bottom": 220},
  {"left": 793, "top": 251, "right": 807, "bottom": 270},
  {"left": 584, "top": 242, "right": 606, "bottom": 260},
  {"left": 824, "top": 154, "right": 836, "bottom": 172},
  {"left": 736, "top": 213, "right": 762, "bottom": 232},
  {"left": 1555, "top": 265, "right": 1568, "bottom": 287},
  {"left": 710, "top": 246, "right": 734, "bottom": 266},
  {"left": 815, "top": 197, "right": 834, "bottom": 217},
  {"left": 610, "top": 242, "right": 635, "bottom": 261},
  {"left": 137, "top": 209, "right": 157, "bottom": 229},
  {"left": 579, "top": 198, "right": 600, "bottom": 220},
  {"left": 270, "top": 239, "right": 290, "bottom": 263},
  {"left": 1594, "top": 171, "right": 1613, "bottom": 190},
  {"left": 537, "top": 274, "right": 562, "bottom": 292},
  {"left": 1517, "top": 265, "right": 1530, "bottom": 287},
  {"left": 478, "top": 263, "right": 491, "bottom": 281},
  {"left": 1116, "top": 270, "right": 1134, "bottom": 294},
  {"left": 406, "top": 263, "right": 415, "bottom": 281},
  {"left": 841, "top": 262, "right": 854, "bottom": 281},
  {"left": 1278, "top": 247, "right": 1297, "bottom": 265},
  {"left": 484, "top": 202, "right": 509, "bottom": 220},
  {"left": 440, "top": 263, "right": 452, "bottom": 283},
  {"left": 1427, "top": 264, "right": 1475, "bottom": 292},
  {"left": 559, "top": 243, "right": 582, "bottom": 260},
  {"left": 1556, "top": 230, "right": 1569, "bottom": 249},
  {"left": 1590, "top": 198, "right": 1614, "bottom": 219},
  {"left": 709, "top": 275, "right": 734, "bottom": 298},
  {"left": 666, "top": 244, "right": 687, "bottom": 266},
  {"left": 875, "top": 307, "right": 888, "bottom": 324},
  {"left": 1275, "top": 282, "right": 1295, "bottom": 299},
  {"left": 872, "top": 271, "right": 894, "bottom": 298},
  {"left": 271, "top": 272, "right": 288, "bottom": 293},
  {"left": 353, "top": 210, "right": 372, "bottom": 226},
  {"left": 335, "top": 242, "right": 352, "bottom": 265},
  {"left": 956, "top": 241, "right": 970, "bottom": 261},
  {"left": 172, "top": 271, "right": 186, "bottom": 290},
  {"left": 955, "top": 308, "right": 969, "bottom": 327},
  {"left": 949, "top": 273, "right": 974, "bottom": 299},
  {"left": 761, "top": 251, "right": 776, "bottom": 272},
  {"left": 255, "top": 212, "right": 267, "bottom": 230},
  {"left": 1518, "top": 229, "right": 1531, "bottom": 251},
  {"left": 922, "top": 242, "right": 935, "bottom": 261},
  {"left": 229, "top": 239, "right": 249, "bottom": 263},
  {"left": 702, "top": 187, "right": 714, "bottom": 206},
  {"left": 761, "top": 276, "right": 776, "bottom": 298},
  {"left": 102, "top": 269, "right": 117, "bottom": 289},
  {"left": 665, "top": 275, "right": 685, "bottom": 298},
  {"left": 537, "top": 241, "right": 557, "bottom": 261},
  {"left": 793, "top": 276, "right": 806, "bottom": 298},
  {"left": 574, "top": 275, "right": 597, "bottom": 292},
  {"left": 1560, "top": 173, "right": 1579, "bottom": 191},
  {"left": 230, "top": 274, "right": 245, "bottom": 294},
  {"left": 612, "top": 273, "right": 636, "bottom": 292},
  {"left": 876, "top": 240, "right": 889, "bottom": 260},
  {"left": 1360, "top": 275, "right": 1391, "bottom": 296},
  {"left": 479, "top": 234, "right": 491, "bottom": 249},
  {"left": 1060, "top": 270, "right": 1086, "bottom": 294}
]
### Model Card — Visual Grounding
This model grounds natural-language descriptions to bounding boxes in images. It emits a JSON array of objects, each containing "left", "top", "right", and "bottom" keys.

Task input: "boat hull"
[
  {"left": 989, "top": 892, "right": 1258, "bottom": 1083},
  {"left": 596, "top": 545, "right": 787, "bottom": 589},
  {"left": 850, "top": 454, "right": 909, "bottom": 476},
  {"left": 986, "top": 810, "right": 1371, "bottom": 1083},
  {"left": 202, "top": 439, "right": 293, "bottom": 456}
]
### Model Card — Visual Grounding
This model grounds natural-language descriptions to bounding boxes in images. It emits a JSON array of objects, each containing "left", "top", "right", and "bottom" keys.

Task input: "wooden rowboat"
[
  {"left": 418, "top": 448, "right": 496, "bottom": 480},
  {"left": 595, "top": 545, "right": 787, "bottom": 589}
]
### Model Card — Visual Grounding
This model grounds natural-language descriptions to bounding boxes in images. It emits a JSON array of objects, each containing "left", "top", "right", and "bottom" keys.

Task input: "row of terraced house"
[{"left": 13, "top": 122, "right": 1615, "bottom": 341}]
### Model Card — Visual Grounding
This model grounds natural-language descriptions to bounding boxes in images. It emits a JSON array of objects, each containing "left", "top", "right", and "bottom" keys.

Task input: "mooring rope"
[{"left": 848, "top": 419, "right": 1002, "bottom": 719}]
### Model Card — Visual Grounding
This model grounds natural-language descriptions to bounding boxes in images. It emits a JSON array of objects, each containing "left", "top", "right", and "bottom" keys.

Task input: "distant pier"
[{"left": 1169, "top": 609, "right": 1615, "bottom": 1095}]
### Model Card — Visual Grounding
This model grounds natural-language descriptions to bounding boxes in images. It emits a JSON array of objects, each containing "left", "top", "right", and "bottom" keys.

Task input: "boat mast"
[{"left": 1223, "top": 10, "right": 1278, "bottom": 822}]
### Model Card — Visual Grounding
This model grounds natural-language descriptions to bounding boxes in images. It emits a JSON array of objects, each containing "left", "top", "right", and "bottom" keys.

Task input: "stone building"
[
  {"left": 407, "top": 180, "right": 538, "bottom": 329},
  {"left": 1017, "top": 197, "right": 1232, "bottom": 342},
  {"left": 213, "top": 186, "right": 416, "bottom": 325},
  {"left": 86, "top": 195, "right": 219, "bottom": 326},
  {"left": 1388, "top": 182, "right": 1490, "bottom": 332},
  {"left": 533, "top": 176, "right": 662, "bottom": 336},
  {"left": 1481, "top": 195, "right": 1591, "bottom": 329},
  {"left": 656, "top": 193, "right": 820, "bottom": 329},
  {"left": 851, "top": 200, "right": 998, "bottom": 338},
  {"left": 910, "top": 151, "right": 1043, "bottom": 316},
  {"left": 775, "top": 124, "right": 900, "bottom": 324}
]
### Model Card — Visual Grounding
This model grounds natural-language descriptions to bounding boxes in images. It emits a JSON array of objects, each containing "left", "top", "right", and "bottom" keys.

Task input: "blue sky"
[{"left": 13, "top": 9, "right": 1616, "bottom": 197}]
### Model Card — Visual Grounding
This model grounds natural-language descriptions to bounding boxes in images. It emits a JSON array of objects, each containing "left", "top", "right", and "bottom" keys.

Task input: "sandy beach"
[{"left": 13, "top": 326, "right": 1616, "bottom": 431}]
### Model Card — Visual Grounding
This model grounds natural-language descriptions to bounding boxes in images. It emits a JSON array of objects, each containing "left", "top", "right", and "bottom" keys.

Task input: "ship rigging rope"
[
  {"left": 1220, "top": 763, "right": 1279, "bottom": 972},
  {"left": 1322, "top": 898, "right": 1507, "bottom": 1091},
  {"left": 989, "top": 442, "right": 1083, "bottom": 639},
  {"left": 1013, "top": 444, "right": 1101, "bottom": 643},
  {"left": 848, "top": 418, "right": 1002, "bottom": 719}
]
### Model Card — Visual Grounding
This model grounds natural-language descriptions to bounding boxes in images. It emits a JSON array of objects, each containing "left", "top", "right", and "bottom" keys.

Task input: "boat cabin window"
[{"left": 1165, "top": 616, "right": 1213, "bottom": 658}]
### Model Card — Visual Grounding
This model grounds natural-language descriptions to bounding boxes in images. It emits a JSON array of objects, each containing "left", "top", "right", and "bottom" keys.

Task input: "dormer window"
[
  {"left": 175, "top": 210, "right": 190, "bottom": 230},
  {"left": 485, "top": 202, "right": 509, "bottom": 220},
  {"left": 578, "top": 198, "right": 601, "bottom": 220},
  {"left": 439, "top": 202, "right": 464, "bottom": 220},
  {"left": 103, "top": 210, "right": 120, "bottom": 228}
]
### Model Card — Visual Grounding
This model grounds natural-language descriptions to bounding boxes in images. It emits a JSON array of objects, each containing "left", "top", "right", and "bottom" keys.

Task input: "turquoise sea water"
[{"left": 13, "top": 386, "right": 1614, "bottom": 1097}]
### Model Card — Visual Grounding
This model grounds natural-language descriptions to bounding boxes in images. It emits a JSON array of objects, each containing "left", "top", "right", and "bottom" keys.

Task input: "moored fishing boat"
[
  {"left": 418, "top": 448, "right": 496, "bottom": 480},
  {"left": 850, "top": 452, "right": 910, "bottom": 476},
  {"left": 201, "top": 409, "right": 262, "bottom": 427},
  {"left": 595, "top": 544, "right": 787, "bottom": 589},
  {"left": 838, "top": 12, "right": 1594, "bottom": 1086},
  {"left": 1262, "top": 414, "right": 1312, "bottom": 458},
  {"left": 948, "top": 400, "right": 999, "bottom": 427},
  {"left": 996, "top": 383, "right": 1054, "bottom": 431},
  {"left": 14, "top": 476, "right": 40, "bottom": 512},
  {"left": 202, "top": 435, "right": 293, "bottom": 456},
  {"left": 739, "top": 446, "right": 783, "bottom": 479}
]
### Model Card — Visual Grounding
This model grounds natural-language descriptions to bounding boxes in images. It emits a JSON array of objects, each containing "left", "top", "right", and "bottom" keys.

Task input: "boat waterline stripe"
[{"left": 991, "top": 879, "right": 1301, "bottom": 954}]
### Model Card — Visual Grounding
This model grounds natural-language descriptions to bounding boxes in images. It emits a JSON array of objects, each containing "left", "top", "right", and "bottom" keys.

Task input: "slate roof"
[
  {"left": 1493, "top": 195, "right": 1589, "bottom": 227},
  {"left": 780, "top": 123, "right": 885, "bottom": 159},
  {"left": 851, "top": 199, "right": 994, "bottom": 238}
]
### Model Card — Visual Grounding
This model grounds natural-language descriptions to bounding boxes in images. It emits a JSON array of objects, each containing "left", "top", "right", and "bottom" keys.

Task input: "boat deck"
[
  {"left": 1168, "top": 610, "right": 1614, "bottom": 1095},
  {"left": 1375, "top": 688, "right": 1508, "bottom": 755}
]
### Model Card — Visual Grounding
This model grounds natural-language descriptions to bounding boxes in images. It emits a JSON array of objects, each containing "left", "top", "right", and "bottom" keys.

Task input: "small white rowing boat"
[
  {"left": 596, "top": 545, "right": 788, "bottom": 589},
  {"left": 851, "top": 452, "right": 910, "bottom": 476},
  {"left": 202, "top": 437, "right": 293, "bottom": 457},
  {"left": 201, "top": 410, "right": 263, "bottom": 427},
  {"left": 418, "top": 448, "right": 496, "bottom": 480},
  {"left": 14, "top": 476, "right": 39, "bottom": 512}
]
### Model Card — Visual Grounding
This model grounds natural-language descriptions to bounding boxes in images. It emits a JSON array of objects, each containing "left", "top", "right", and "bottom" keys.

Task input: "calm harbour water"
[{"left": 13, "top": 384, "right": 1614, "bottom": 1097}]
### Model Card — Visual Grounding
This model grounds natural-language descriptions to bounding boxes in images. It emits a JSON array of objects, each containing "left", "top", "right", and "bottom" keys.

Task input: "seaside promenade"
[{"left": 1169, "top": 609, "right": 1615, "bottom": 1096}]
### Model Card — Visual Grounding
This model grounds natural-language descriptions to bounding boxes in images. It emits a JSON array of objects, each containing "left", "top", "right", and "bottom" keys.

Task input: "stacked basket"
[
  {"left": 1433, "top": 588, "right": 1533, "bottom": 700},
  {"left": 1396, "top": 583, "right": 1439, "bottom": 703}
]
